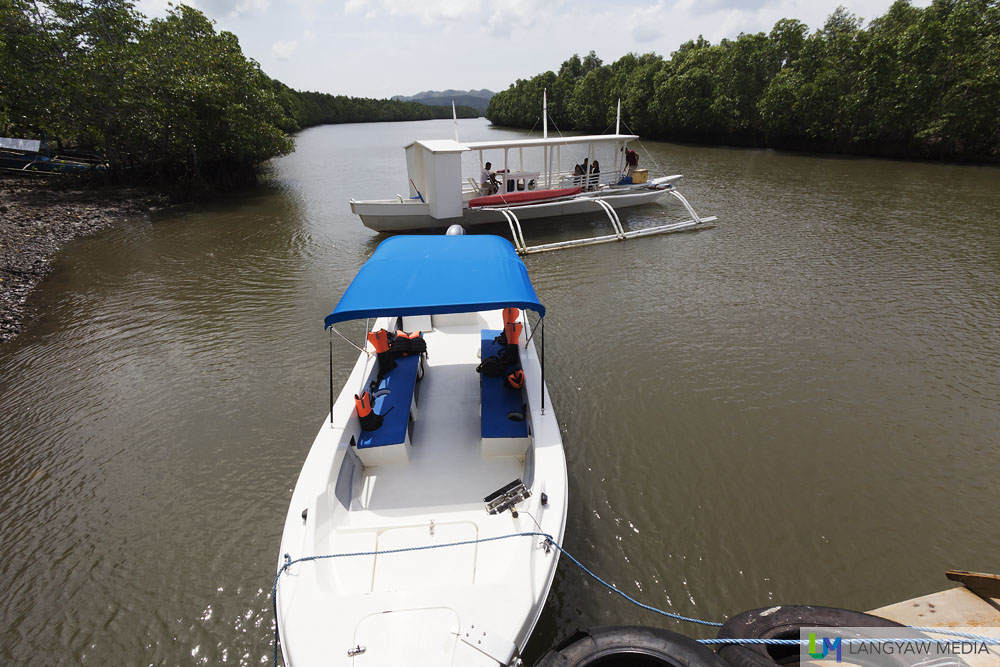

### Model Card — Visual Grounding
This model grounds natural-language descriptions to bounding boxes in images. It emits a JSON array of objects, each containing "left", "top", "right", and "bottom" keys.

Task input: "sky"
[{"left": 134, "top": 0, "right": 929, "bottom": 99}]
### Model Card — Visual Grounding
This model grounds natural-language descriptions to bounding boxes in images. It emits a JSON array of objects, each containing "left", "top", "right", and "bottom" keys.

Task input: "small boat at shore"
[
  {"left": 350, "top": 96, "right": 716, "bottom": 254},
  {"left": 0, "top": 137, "right": 107, "bottom": 174},
  {"left": 275, "top": 235, "right": 567, "bottom": 666}
]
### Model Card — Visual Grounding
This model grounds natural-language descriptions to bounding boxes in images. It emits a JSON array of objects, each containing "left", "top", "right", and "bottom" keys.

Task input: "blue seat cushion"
[
  {"left": 359, "top": 353, "right": 420, "bottom": 448},
  {"left": 480, "top": 329, "right": 528, "bottom": 439}
]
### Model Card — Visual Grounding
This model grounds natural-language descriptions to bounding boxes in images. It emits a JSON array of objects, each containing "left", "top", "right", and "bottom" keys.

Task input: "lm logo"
[{"left": 808, "top": 633, "right": 843, "bottom": 661}]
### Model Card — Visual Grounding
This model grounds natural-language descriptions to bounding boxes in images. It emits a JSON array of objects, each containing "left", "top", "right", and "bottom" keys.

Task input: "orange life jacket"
[
  {"left": 355, "top": 391, "right": 385, "bottom": 431},
  {"left": 367, "top": 329, "right": 391, "bottom": 353},
  {"left": 354, "top": 392, "right": 373, "bottom": 417},
  {"left": 506, "top": 369, "right": 524, "bottom": 390},
  {"left": 504, "top": 321, "right": 523, "bottom": 346},
  {"left": 502, "top": 308, "right": 520, "bottom": 325}
]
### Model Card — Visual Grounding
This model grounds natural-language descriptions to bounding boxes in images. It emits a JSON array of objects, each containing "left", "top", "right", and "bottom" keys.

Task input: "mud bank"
[{"left": 0, "top": 174, "right": 170, "bottom": 342}]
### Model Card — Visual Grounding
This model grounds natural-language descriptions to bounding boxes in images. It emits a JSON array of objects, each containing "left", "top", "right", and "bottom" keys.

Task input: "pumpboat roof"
[
  {"left": 403, "top": 134, "right": 638, "bottom": 154},
  {"left": 324, "top": 235, "right": 545, "bottom": 328},
  {"left": 465, "top": 134, "right": 638, "bottom": 150}
]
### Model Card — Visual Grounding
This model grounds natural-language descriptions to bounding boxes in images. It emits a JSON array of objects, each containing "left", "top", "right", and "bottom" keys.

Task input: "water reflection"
[{"left": 1, "top": 118, "right": 998, "bottom": 664}]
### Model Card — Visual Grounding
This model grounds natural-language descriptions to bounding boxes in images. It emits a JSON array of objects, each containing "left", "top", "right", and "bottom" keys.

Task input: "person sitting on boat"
[
  {"left": 480, "top": 162, "right": 499, "bottom": 195},
  {"left": 572, "top": 163, "right": 585, "bottom": 187},
  {"left": 588, "top": 160, "right": 600, "bottom": 190}
]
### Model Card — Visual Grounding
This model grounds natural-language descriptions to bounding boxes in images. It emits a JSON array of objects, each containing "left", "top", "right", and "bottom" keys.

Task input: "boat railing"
[
  {"left": 461, "top": 169, "right": 624, "bottom": 197},
  {"left": 557, "top": 171, "right": 623, "bottom": 191}
]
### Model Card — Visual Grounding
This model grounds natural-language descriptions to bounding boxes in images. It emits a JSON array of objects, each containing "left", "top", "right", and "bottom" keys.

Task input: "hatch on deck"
[{"left": 354, "top": 607, "right": 460, "bottom": 665}]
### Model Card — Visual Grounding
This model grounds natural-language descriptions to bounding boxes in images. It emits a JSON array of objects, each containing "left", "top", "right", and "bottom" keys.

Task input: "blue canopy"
[{"left": 324, "top": 236, "right": 545, "bottom": 328}]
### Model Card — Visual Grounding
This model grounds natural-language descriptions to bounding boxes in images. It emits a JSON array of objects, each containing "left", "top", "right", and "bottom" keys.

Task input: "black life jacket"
[
  {"left": 390, "top": 330, "right": 427, "bottom": 357},
  {"left": 476, "top": 355, "right": 507, "bottom": 377},
  {"left": 504, "top": 320, "right": 523, "bottom": 363}
]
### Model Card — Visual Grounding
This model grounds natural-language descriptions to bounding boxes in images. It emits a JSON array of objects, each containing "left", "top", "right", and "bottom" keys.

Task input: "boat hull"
[
  {"left": 468, "top": 186, "right": 583, "bottom": 208},
  {"left": 353, "top": 187, "right": 669, "bottom": 232},
  {"left": 0, "top": 151, "right": 107, "bottom": 174},
  {"left": 276, "top": 311, "right": 567, "bottom": 666}
]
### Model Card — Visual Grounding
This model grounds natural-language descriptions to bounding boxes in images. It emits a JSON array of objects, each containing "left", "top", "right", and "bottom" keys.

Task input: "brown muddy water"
[{"left": 1, "top": 118, "right": 999, "bottom": 665}]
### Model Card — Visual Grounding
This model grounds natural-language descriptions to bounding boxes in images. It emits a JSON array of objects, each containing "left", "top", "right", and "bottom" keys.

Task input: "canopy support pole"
[
  {"left": 540, "top": 317, "right": 545, "bottom": 415},
  {"left": 330, "top": 327, "right": 333, "bottom": 428}
]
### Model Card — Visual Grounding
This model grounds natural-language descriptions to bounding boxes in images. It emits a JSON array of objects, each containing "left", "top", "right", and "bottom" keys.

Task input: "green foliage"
[
  {"left": 291, "top": 91, "right": 478, "bottom": 128},
  {"left": 0, "top": 0, "right": 479, "bottom": 189},
  {"left": 486, "top": 1, "right": 1000, "bottom": 162}
]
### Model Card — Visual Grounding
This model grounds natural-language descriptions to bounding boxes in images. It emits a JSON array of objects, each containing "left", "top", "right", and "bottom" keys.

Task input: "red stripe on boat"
[{"left": 469, "top": 187, "right": 583, "bottom": 208}]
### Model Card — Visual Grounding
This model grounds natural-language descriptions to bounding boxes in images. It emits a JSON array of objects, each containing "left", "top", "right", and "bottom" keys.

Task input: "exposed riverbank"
[{"left": 0, "top": 174, "right": 170, "bottom": 342}]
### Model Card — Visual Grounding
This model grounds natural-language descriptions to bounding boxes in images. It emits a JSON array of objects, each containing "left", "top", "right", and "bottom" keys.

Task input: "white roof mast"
[
  {"left": 452, "top": 101, "right": 459, "bottom": 142},
  {"left": 616, "top": 98, "right": 621, "bottom": 135},
  {"left": 543, "top": 89, "right": 548, "bottom": 139}
]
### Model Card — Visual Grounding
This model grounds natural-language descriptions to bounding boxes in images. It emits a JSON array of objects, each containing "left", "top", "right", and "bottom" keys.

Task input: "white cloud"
[
  {"left": 142, "top": 0, "right": 937, "bottom": 98},
  {"left": 344, "top": 0, "right": 365, "bottom": 15},
  {"left": 195, "top": 0, "right": 270, "bottom": 18},
  {"left": 346, "top": 0, "right": 484, "bottom": 24},
  {"left": 271, "top": 39, "right": 300, "bottom": 59},
  {"left": 681, "top": 0, "right": 770, "bottom": 13},
  {"left": 287, "top": 0, "right": 326, "bottom": 21},
  {"left": 483, "top": 0, "right": 566, "bottom": 37},
  {"left": 233, "top": 0, "right": 269, "bottom": 17},
  {"left": 627, "top": 1, "right": 668, "bottom": 43}
]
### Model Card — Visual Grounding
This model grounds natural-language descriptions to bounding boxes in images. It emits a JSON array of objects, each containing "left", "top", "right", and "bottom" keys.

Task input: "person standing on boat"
[
  {"left": 480, "top": 162, "right": 499, "bottom": 195},
  {"left": 589, "top": 160, "right": 600, "bottom": 190},
  {"left": 623, "top": 147, "right": 638, "bottom": 177}
]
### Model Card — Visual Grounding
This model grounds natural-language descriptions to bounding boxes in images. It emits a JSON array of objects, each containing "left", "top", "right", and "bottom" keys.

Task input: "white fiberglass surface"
[{"left": 356, "top": 325, "right": 524, "bottom": 512}]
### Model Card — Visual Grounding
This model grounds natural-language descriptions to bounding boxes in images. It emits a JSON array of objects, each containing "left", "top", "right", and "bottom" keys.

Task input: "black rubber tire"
[
  {"left": 535, "top": 625, "right": 731, "bottom": 667},
  {"left": 715, "top": 605, "right": 907, "bottom": 667}
]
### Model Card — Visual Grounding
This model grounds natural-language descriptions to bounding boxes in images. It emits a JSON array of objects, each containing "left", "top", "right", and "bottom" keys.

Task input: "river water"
[{"left": 1, "top": 118, "right": 999, "bottom": 665}]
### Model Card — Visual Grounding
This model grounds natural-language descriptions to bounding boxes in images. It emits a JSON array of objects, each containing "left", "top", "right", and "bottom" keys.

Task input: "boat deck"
[{"left": 354, "top": 324, "right": 524, "bottom": 513}]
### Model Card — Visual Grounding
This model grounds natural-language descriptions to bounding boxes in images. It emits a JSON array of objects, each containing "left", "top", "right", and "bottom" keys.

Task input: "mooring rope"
[{"left": 270, "top": 532, "right": 1000, "bottom": 666}]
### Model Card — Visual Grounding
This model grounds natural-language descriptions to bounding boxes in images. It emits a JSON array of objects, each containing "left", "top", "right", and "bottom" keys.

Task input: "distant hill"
[{"left": 392, "top": 89, "right": 495, "bottom": 113}]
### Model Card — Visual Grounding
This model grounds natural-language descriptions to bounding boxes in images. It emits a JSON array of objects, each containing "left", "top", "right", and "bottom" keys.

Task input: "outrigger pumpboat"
[
  {"left": 0, "top": 136, "right": 108, "bottom": 174},
  {"left": 275, "top": 235, "right": 568, "bottom": 666},
  {"left": 350, "top": 96, "right": 717, "bottom": 254}
]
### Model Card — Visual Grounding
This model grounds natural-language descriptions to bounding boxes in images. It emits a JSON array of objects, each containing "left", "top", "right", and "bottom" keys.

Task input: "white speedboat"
[
  {"left": 350, "top": 97, "right": 716, "bottom": 254},
  {"left": 275, "top": 235, "right": 568, "bottom": 666}
]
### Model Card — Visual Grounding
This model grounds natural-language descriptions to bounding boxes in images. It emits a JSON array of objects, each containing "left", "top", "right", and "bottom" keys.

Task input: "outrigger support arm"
[{"left": 488, "top": 193, "right": 716, "bottom": 256}]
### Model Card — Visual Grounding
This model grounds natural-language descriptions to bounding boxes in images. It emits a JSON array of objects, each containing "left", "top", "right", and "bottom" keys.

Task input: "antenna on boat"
[
  {"left": 616, "top": 98, "right": 621, "bottom": 135},
  {"left": 452, "top": 101, "right": 459, "bottom": 142},
  {"left": 543, "top": 89, "right": 548, "bottom": 139}
]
